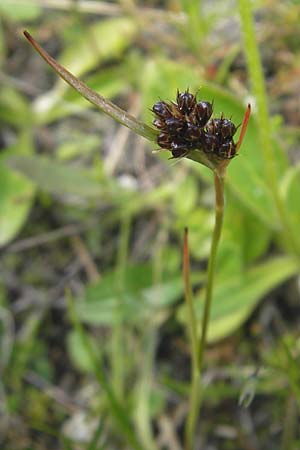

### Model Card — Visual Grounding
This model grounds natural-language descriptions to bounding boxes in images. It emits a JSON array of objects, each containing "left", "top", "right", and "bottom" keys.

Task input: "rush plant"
[{"left": 23, "top": 30, "right": 250, "bottom": 450}]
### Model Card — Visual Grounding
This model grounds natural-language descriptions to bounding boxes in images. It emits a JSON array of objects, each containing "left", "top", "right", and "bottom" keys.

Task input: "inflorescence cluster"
[{"left": 152, "top": 90, "right": 238, "bottom": 160}]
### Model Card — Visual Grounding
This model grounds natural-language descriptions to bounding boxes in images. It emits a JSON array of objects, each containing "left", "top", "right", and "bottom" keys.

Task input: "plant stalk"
[
  {"left": 184, "top": 167, "right": 226, "bottom": 450},
  {"left": 198, "top": 168, "right": 225, "bottom": 371}
]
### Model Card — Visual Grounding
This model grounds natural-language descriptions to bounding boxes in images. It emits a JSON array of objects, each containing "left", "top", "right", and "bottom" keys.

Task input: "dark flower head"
[
  {"left": 152, "top": 90, "right": 238, "bottom": 165},
  {"left": 177, "top": 90, "right": 197, "bottom": 114},
  {"left": 152, "top": 101, "right": 173, "bottom": 119},
  {"left": 195, "top": 101, "right": 213, "bottom": 127}
]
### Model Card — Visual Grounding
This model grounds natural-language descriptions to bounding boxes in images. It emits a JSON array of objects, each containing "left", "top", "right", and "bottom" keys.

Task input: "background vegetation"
[{"left": 0, "top": 0, "right": 300, "bottom": 449}]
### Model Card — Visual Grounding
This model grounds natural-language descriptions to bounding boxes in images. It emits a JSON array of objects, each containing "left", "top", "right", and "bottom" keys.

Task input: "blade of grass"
[{"left": 87, "top": 419, "right": 105, "bottom": 450}]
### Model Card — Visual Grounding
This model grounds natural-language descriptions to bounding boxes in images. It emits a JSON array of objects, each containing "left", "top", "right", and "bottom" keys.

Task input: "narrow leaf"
[
  {"left": 6, "top": 154, "right": 103, "bottom": 199},
  {"left": 0, "top": 133, "right": 35, "bottom": 247}
]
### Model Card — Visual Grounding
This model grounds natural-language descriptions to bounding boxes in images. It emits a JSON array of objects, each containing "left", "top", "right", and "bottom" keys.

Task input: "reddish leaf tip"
[{"left": 236, "top": 103, "right": 251, "bottom": 152}]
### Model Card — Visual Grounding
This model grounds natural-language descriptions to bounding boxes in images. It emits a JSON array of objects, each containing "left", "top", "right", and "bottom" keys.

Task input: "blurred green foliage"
[{"left": 1, "top": 1, "right": 300, "bottom": 449}]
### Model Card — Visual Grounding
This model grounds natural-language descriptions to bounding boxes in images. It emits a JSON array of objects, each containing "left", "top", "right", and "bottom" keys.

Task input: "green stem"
[
  {"left": 134, "top": 327, "right": 157, "bottom": 450},
  {"left": 237, "top": 0, "right": 300, "bottom": 263},
  {"left": 184, "top": 168, "right": 226, "bottom": 450},
  {"left": 184, "top": 362, "right": 201, "bottom": 450},
  {"left": 198, "top": 169, "right": 225, "bottom": 371}
]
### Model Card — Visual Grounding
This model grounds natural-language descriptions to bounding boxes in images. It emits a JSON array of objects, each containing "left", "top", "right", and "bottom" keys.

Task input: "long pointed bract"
[
  {"left": 236, "top": 103, "right": 251, "bottom": 151},
  {"left": 23, "top": 30, "right": 158, "bottom": 141}
]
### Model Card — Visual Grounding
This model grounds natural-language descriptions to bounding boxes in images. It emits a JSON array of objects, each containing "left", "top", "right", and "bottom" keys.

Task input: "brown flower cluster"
[{"left": 152, "top": 90, "right": 238, "bottom": 160}]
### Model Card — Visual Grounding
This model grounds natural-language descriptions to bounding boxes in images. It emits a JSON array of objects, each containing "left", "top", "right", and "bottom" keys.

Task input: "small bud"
[
  {"left": 171, "top": 141, "right": 190, "bottom": 158},
  {"left": 201, "top": 133, "right": 218, "bottom": 153},
  {"left": 165, "top": 117, "right": 186, "bottom": 133},
  {"left": 219, "top": 119, "right": 237, "bottom": 139},
  {"left": 177, "top": 90, "right": 196, "bottom": 114},
  {"left": 157, "top": 132, "right": 172, "bottom": 149},
  {"left": 195, "top": 101, "right": 213, "bottom": 127},
  {"left": 152, "top": 101, "right": 172, "bottom": 119},
  {"left": 153, "top": 118, "right": 165, "bottom": 129},
  {"left": 219, "top": 141, "right": 236, "bottom": 159},
  {"left": 187, "top": 123, "right": 202, "bottom": 140}
]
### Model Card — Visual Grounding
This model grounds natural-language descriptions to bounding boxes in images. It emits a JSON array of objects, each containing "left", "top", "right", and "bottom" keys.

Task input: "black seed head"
[
  {"left": 219, "top": 119, "right": 237, "bottom": 139},
  {"left": 206, "top": 118, "right": 221, "bottom": 135},
  {"left": 218, "top": 141, "right": 236, "bottom": 159},
  {"left": 201, "top": 133, "right": 218, "bottom": 152},
  {"left": 152, "top": 89, "right": 239, "bottom": 162},
  {"left": 152, "top": 101, "right": 172, "bottom": 118},
  {"left": 153, "top": 118, "right": 165, "bottom": 129},
  {"left": 165, "top": 117, "right": 186, "bottom": 134},
  {"left": 177, "top": 90, "right": 196, "bottom": 114},
  {"left": 157, "top": 132, "right": 172, "bottom": 149},
  {"left": 171, "top": 141, "right": 189, "bottom": 158},
  {"left": 186, "top": 122, "right": 202, "bottom": 139},
  {"left": 195, "top": 101, "right": 213, "bottom": 127}
]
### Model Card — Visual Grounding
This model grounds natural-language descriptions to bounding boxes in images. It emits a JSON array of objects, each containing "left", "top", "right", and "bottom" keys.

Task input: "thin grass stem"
[
  {"left": 184, "top": 167, "right": 225, "bottom": 450},
  {"left": 198, "top": 169, "right": 225, "bottom": 371}
]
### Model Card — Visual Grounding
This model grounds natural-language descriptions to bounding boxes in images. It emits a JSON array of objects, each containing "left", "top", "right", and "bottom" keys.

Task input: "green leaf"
[
  {"left": 0, "top": 86, "right": 31, "bottom": 127},
  {"left": 0, "top": 1, "right": 41, "bottom": 21},
  {"left": 0, "top": 20, "right": 4, "bottom": 65},
  {"left": 38, "top": 67, "right": 127, "bottom": 123},
  {"left": 60, "top": 18, "right": 137, "bottom": 79},
  {"left": 220, "top": 190, "right": 272, "bottom": 269},
  {"left": 67, "top": 330, "right": 99, "bottom": 373},
  {"left": 174, "top": 208, "right": 213, "bottom": 260},
  {"left": 173, "top": 176, "right": 198, "bottom": 217},
  {"left": 32, "top": 18, "right": 137, "bottom": 120},
  {"left": 280, "top": 163, "right": 300, "bottom": 250},
  {"left": 0, "top": 138, "right": 35, "bottom": 247},
  {"left": 76, "top": 264, "right": 183, "bottom": 326},
  {"left": 178, "top": 256, "right": 298, "bottom": 343},
  {"left": 24, "top": 31, "right": 157, "bottom": 141},
  {"left": 6, "top": 154, "right": 104, "bottom": 200}
]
